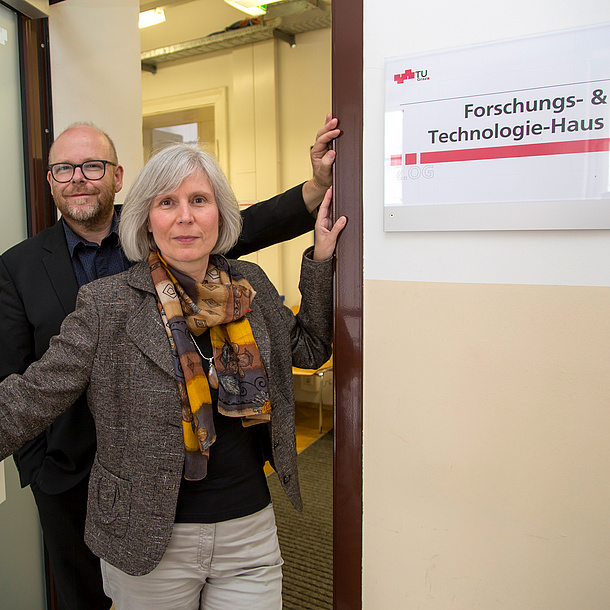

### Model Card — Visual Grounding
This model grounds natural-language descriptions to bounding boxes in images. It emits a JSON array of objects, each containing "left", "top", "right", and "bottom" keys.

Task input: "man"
[{"left": 0, "top": 115, "right": 339, "bottom": 610}]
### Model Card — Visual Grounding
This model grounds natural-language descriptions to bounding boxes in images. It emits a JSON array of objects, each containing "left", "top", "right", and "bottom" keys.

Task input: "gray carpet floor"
[{"left": 268, "top": 431, "right": 333, "bottom": 609}]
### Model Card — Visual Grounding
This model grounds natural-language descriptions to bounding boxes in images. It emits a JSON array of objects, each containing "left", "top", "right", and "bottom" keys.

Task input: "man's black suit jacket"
[{"left": 0, "top": 184, "right": 313, "bottom": 494}]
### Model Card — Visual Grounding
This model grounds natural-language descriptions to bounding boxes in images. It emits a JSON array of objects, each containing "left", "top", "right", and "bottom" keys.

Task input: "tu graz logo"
[{"left": 394, "top": 68, "right": 429, "bottom": 84}]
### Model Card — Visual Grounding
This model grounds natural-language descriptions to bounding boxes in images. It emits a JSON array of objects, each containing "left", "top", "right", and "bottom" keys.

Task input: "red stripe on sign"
[
  {"left": 404, "top": 153, "right": 417, "bottom": 165},
  {"left": 420, "top": 138, "right": 610, "bottom": 164},
  {"left": 390, "top": 155, "right": 402, "bottom": 166}
]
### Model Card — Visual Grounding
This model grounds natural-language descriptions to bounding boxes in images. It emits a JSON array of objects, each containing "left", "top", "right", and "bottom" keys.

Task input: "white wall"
[
  {"left": 364, "top": 2, "right": 610, "bottom": 287},
  {"left": 48, "top": 0, "right": 143, "bottom": 198},
  {"left": 363, "top": 2, "right": 610, "bottom": 608}
]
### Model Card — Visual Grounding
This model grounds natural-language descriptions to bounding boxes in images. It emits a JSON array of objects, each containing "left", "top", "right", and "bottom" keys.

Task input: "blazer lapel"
[
  {"left": 39, "top": 223, "right": 174, "bottom": 377},
  {"left": 125, "top": 263, "right": 176, "bottom": 378},
  {"left": 41, "top": 222, "right": 80, "bottom": 315}
]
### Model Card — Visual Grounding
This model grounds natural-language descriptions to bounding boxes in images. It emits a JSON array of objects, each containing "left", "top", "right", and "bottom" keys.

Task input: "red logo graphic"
[{"left": 394, "top": 69, "right": 415, "bottom": 84}]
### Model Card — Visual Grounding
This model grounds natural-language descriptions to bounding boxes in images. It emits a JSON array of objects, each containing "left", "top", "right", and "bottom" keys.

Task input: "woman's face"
[{"left": 148, "top": 169, "right": 220, "bottom": 282}]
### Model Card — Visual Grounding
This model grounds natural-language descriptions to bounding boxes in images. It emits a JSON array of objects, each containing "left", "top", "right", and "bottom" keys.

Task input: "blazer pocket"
[{"left": 88, "top": 457, "right": 131, "bottom": 538}]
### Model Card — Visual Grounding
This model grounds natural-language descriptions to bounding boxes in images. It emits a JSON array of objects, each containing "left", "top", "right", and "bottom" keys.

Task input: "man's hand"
[{"left": 302, "top": 114, "right": 340, "bottom": 213}]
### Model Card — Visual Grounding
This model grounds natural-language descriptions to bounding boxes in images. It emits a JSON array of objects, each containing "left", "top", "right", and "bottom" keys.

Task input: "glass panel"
[
  {"left": 0, "top": 5, "right": 46, "bottom": 610},
  {"left": 0, "top": 4, "right": 27, "bottom": 250}
]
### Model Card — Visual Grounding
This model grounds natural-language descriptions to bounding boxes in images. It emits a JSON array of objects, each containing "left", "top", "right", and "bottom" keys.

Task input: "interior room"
[{"left": 0, "top": 1, "right": 335, "bottom": 608}]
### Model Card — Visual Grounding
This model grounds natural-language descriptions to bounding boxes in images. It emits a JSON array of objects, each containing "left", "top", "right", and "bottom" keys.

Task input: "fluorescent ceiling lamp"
[
  {"left": 139, "top": 8, "right": 166, "bottom": 28},
  {"left": 224, "top": 0, "right": 283, "bottom": 17}
]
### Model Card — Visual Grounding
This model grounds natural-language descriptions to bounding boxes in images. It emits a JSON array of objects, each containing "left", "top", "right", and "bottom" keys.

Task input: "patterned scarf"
[{"left": 149, "top": 251, "right": 271, "bottom": 480}]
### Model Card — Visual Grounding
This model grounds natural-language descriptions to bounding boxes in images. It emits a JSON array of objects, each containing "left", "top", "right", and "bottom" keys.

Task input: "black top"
[{"left": 174, "top": 331, "right": 271, "bottom": 523}]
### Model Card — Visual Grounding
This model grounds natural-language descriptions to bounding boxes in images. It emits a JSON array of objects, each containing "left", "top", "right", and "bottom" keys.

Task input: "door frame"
[
  {"left": 332, "top": 1, "right": 364, "bottom": 608},
  {"left": 19, "top": 14, "right": 55, "bottom": 236}
]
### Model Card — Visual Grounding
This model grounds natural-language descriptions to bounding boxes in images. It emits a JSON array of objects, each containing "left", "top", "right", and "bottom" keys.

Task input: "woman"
[{"left": 0, "top": 143, "right": 346, "bottom": 609}]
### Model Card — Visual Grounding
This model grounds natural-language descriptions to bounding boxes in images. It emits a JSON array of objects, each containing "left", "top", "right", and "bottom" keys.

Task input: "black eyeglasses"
[{"left": 48, "top": 160, "right": 117, "bottom": 183}]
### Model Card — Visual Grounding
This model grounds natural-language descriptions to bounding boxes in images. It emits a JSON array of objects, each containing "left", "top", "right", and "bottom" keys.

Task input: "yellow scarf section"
[{"left": 150, "top": 250, "right": 271, "bottom": 480}]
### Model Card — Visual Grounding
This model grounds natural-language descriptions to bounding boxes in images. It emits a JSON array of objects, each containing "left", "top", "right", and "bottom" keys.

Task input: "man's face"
[{"left": 47, "top": 126, "right": 124, "bottom": 230}]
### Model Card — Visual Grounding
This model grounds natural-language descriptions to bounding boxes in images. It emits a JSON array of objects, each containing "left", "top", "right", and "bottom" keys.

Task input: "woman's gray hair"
[{"left": 119, "top": 143, "right": 242, "bottom": 261}]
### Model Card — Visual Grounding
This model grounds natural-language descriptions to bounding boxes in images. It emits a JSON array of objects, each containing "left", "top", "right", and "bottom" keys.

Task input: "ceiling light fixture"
[
  {"left": 224, "top": 0, "right": 283, "bottom": 18},
  {"left": 139, "top": 8, "right": 166, "bottom": 29}
]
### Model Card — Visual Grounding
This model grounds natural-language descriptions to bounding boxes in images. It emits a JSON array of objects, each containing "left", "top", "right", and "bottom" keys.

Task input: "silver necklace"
[{"left": 189, "top": 331, "right": 219, "bottom": 389}]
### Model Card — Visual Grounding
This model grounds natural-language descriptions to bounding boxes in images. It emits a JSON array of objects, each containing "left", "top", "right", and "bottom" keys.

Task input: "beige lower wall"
[{"left": 363, "top": 279, "right": 610, "bottom": 608}]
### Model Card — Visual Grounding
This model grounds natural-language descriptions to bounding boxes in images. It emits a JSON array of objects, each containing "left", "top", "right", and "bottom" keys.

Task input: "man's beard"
[{"left": 55, "top": 185, "right": 116, "bottom": 230}]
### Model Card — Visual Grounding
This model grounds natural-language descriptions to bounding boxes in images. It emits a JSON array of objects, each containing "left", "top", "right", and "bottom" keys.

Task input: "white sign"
[{"left": 384, "top": 24, "right": 610, "bottom": 231}]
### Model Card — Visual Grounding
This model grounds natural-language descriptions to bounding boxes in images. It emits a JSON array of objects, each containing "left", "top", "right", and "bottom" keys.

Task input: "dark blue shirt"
[{"left": 62, "top": 213, "right": 132, "bottom": 287}]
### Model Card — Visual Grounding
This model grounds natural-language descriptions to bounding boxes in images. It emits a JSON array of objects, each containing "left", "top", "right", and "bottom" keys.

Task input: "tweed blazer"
[{"left": 0, "top": 249, "right": 333, "bottom": 576}]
